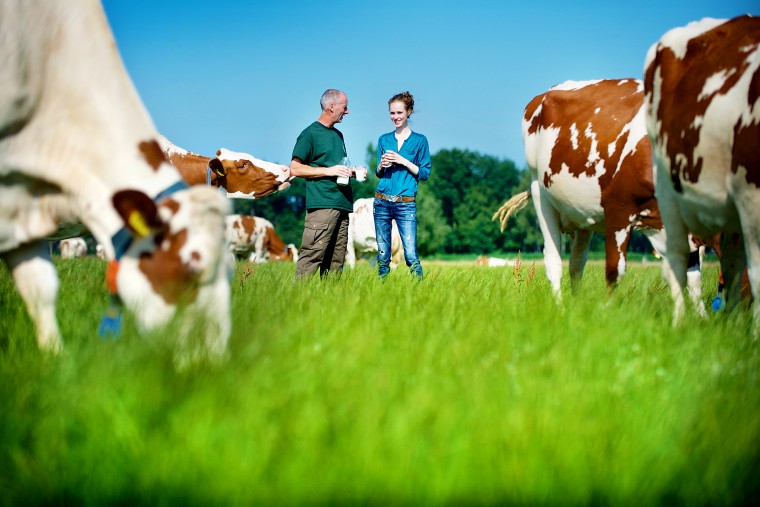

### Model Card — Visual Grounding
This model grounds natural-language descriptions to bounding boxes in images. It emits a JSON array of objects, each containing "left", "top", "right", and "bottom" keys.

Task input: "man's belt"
[{"left": 375, "top": 192, "right": 415, "bottom": 203}]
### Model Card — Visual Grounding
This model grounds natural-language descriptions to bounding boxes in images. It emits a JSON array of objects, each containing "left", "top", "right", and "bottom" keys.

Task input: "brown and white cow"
[
  {"left": 345, "top": 198, "right": 403, "bottom": 269},
  {"left": 225, "top": 214, "right": 298, "bottom": 263},
  {"left": 59, "top": 237, "right": 88, "bottom": 259},
  {"left": 493, "top": 79, "right": 704, "bottom": 306},
  {"left": 159, "top": 136, "right": 292, "bottom": 199},
  {"left": 644, "top": 16, "right": 760, "bottom": 327},
  {"left": 1, "top": 0, "right": 232, "bottom": 359}
]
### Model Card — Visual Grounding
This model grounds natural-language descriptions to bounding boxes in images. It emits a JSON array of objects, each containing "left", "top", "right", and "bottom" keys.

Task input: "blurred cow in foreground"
[{"left": 0, "top": 0, "right": 232, "bottom": 360}]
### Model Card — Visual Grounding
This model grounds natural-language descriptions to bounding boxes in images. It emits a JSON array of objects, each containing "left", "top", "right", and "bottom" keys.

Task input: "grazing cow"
[
  {"left": 475, "top": 256, "right": 516, "bottom": 267},
  {"left": 59, "top": 238, "right": 87, "bottom": 259},
  {"left": 494, "top": 79, "right": 704, "bottom": 306},
  {"left": 644, "top": 16, "right": 760, "bottom": 327},
  {"left": 345, "top": 198, "right": 403, "bottom": 269},
  {"left": 159, "top": 136, "right": 292, "bottom": 199},
  {"left": 225, "top": 214, "right": 298, "bottom": 262},
  {"left": 0, "top": 0, "right": 232, "bottom": 359}
]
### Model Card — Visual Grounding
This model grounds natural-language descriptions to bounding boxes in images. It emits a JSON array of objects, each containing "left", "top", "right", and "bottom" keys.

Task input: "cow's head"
[
  {"left": 208, "top": 149, "right": 292, "bottom": 199},
  {"left": 109, "top": 184, "right": 232, "bottom": 363}
]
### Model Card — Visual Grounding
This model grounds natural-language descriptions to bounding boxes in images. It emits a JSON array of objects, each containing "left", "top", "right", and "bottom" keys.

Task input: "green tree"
[
  {"left": 416, "top": 186, "right": 451, "bottom": 256},
  {"left": 427, "top": 148, "right": 522, "bottom": 253},
  {"left": 495, "top": 168, "right": 543, "bottom": 253}
]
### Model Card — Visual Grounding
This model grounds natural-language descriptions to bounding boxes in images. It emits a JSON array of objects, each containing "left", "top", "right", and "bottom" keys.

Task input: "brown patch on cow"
[
  {"left": 733, "top": 117, "right": 760, "bottom": 187},
  {"left": 648, "top": 16, "right": 760, "bottom": 191},
  {"left": 264, "top": 224, "right": 291, "bottom": 261},
  {"left": 538, "top": 80, "right": 644, "bottom": 182},
  {"left": 523, "top": 93, "right": 545, "bottom": 136},
  {"left": 139, "top": 140, "right": 168, "bottom": 172},
  {"left": 238, "top": 215, "right": 257, "bottom": 243},
  {"left": 542, "top": 172, "right": 551, "bottom": 189},
  {"left": 138, "top": 228, "right": 200, "bottom": 305},
  {"left": 732, "top": 62, "right": 760, "bottom": 187},
  {"left": 167, "top": 150, "right": 213, "bottom": 186}
]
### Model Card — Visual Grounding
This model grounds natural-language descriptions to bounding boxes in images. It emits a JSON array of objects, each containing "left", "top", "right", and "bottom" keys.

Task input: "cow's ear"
[
  {"left": 209, "top": 157, "right": 226, "bottom": 177},
  {"left": 112, "top": 190, "right": 162, "bottom": 237}
]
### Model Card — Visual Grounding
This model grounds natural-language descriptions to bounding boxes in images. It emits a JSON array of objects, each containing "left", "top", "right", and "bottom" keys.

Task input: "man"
[{"left": 291, "top": 89, "right": 356, "bottom": 278}]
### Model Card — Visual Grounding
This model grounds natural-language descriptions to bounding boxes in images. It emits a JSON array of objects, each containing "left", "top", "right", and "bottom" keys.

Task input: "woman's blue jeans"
[{"left": 373, "top": 198, "right": 423, "bottom": 279}]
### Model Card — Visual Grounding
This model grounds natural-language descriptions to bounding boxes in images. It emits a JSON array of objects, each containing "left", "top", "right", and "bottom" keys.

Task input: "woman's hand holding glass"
[
  {"left": 381, "top": 150, "right": 410, "bottom": 170},
  {"left": 380, "top": 151, "right": 393, "bottom": 169}
]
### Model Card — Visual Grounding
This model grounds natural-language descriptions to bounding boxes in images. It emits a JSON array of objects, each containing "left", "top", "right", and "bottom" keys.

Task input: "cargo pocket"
[{"left": 303, "top": 221, "right": 330, "bottom": 247}]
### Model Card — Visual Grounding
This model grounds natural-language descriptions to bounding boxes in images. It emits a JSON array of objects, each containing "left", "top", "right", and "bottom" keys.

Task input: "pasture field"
[{"left": 0, "top": 258, "right": 758, "bottom": 505}]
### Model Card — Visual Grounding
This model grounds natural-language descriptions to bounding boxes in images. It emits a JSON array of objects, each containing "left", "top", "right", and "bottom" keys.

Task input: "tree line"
[{"left": 235, "top": 144, "right": 653, "bottom": 257}]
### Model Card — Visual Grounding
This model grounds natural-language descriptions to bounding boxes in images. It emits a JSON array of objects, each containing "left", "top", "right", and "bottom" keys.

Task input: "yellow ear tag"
[{"left": 128, "top": 210, "right": 151, "bottom": 237}]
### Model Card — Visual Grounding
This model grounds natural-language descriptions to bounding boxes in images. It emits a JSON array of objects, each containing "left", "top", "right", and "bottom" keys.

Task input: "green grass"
[{"left": 0, "top": 259, "right": 758, "bottom": 505}]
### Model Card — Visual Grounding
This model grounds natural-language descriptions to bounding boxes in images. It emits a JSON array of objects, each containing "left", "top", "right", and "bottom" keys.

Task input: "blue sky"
[{"left": 102, "top": 1, "right": 757, "bottom": 170}]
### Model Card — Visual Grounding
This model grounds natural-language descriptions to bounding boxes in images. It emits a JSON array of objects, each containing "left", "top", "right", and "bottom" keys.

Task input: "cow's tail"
[{"left": 492, "top": 190, "right": 532, "bottom": 232}]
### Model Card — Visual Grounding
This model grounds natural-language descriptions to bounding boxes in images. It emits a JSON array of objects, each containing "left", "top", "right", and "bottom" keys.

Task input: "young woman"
[{"left": 374, "top": 91, "right": 432, "bottom": 279}]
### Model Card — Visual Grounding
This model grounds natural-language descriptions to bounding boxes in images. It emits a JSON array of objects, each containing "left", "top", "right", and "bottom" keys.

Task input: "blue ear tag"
[{"left": 99, "top": 296, "right": 123, "bottom": 340}]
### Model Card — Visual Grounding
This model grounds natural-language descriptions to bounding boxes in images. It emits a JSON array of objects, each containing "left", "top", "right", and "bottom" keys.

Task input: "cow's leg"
[
  {"left": 742, "top": 234, "right": 760, "bottom": 335},
  {"left": 604, "top": 222, "right": 631, "bottom": 290},
  {"left": 734, "top": 186, "right": 760, "bottom": 332},
  {"left": 643, "top": 227, "right": 705, "bottom": 314},
  {"left": 686, "top": 238, "right": 706, "bottom": 317},
  {"left": 655, "top": 168, "right": 691, "bottom": 325},
  {"left": 3, "top": 241, "right": 62, "bottom": 353},
  {"left": 720, "top": 232, "right": 747, "bottom": 313},
  {"left": 568, "top": 230, "right": 592, "bottom": 294},
  {"left": 645, "top": 228, "right": 668, "bottom": 259},
  {"left": 531, "top": 180, "right": 563, "bottom": 299}
]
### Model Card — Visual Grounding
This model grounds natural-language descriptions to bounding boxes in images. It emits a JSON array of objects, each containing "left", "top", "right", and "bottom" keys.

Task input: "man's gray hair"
[{"left": 320, "top": 89, "right": 344, "bottom": 111}]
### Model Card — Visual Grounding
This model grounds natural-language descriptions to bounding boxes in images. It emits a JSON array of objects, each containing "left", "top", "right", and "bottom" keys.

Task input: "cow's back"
[
  {"left": 523, "top": 79, "right": 659, "bottom": 233},
  {"left": 644, "top": 15, "right": 760, "bottom": 236}
]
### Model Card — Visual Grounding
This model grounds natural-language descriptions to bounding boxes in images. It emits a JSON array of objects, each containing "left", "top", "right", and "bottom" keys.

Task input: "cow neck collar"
[{"left": 110, "top": 179, "right": 190, "bottom": 261}]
